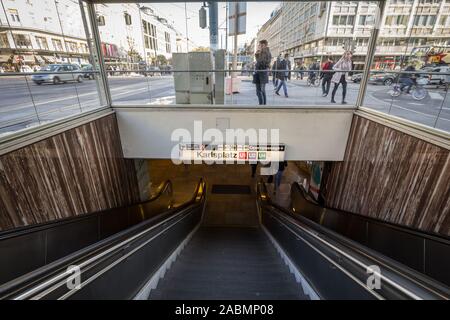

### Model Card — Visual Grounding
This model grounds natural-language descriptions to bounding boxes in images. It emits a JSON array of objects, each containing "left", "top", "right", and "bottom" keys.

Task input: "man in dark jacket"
[
  {"left": 272, "top": 55, "right": 281, "bottom": 87},
  {"left": 399, "top": 64, "right": 416, "bottom": 94},
  {"left": 254, "top": 40, "right": 272, "bottom": 105},
  {"left": 275, "top": 53, "right": 291, "bottom": 98},
  {"left": 321, "top": 57, "right": 334, "bottom": 97}
]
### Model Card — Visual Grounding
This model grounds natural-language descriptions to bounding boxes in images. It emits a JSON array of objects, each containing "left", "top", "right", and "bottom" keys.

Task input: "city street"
[{"left": 0, "top": 74, "right": 449, "bottom": 135}]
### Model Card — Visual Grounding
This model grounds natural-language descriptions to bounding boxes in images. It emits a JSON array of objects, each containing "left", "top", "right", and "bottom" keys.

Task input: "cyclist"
[
  {"left": 399, "top": 64, "right": 416, "bottom": 94},
  {"left": 308, "top": 60, "right": 320, "bottom": 85}
]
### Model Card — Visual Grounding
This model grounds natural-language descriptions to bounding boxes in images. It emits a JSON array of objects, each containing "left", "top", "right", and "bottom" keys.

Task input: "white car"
[
  {"left": 31, "top": 64, "right": 84, "bottom": 85},
  {"left": 428, "top": 66, "right": 450, "bottom": 85},
  {"left": 20, "top": 65, "right": 33, "bottom": 73}
]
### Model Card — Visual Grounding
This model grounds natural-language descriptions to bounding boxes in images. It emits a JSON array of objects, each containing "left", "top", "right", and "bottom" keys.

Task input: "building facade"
[
  {"left": 0, "top": 0, "right": 89, "bottom": 70},
  {"left": 257, "top": 0, "right": 450, "bottom": 69},
  {"left": 0, "top": 0, "right": 183, "bottom": 71}
]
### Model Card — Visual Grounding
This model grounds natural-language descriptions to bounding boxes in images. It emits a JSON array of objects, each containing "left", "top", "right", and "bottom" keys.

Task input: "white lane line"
[
  {"left": 0, "top": 78, "right": 170, "bottom": 113},
  {"left": 368, "top": 91, "right": 450, "bottom": 122}
]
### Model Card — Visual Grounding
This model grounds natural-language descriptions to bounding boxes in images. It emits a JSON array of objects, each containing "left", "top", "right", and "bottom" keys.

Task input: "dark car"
[
  {"left": 369, "top": 72, "right": 398, "bottom": 86},
  {"left": 81, "top": 64, "right": 96, "bottom": 80},
  {"left": 351, "top": 73, "right": 363, "bottom": 83}
]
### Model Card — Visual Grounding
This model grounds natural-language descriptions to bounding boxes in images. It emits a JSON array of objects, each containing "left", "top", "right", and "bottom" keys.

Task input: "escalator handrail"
[
  {"left": 292, "top": 182, "right": 450, "bottom": 243},
  {"left": 0, "top": 180, "right": 174, "bottom": 241},
  {"left": 257, "top": 182, "right": 450, "bottom": 300},
  {"left": 0, "top": 179, "right": 206, "bottom": 300}
]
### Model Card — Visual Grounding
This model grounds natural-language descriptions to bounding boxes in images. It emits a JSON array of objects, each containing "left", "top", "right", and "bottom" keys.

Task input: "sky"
[{"left": 150, "top": 2, "right": 279, "bottom": 50}]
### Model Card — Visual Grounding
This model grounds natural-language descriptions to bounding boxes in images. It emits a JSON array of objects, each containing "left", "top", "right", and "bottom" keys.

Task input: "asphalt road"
[{"left": 0, "top": 75, "right": 448, "bottom": 135}]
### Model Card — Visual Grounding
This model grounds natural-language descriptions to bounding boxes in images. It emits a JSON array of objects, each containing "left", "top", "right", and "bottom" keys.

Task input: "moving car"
[
  {"left": 31, "top": 64, "right": 84, "bottom": 85},
  {"left": 425, "top": 66, "right": 450, "bottom": 85}
]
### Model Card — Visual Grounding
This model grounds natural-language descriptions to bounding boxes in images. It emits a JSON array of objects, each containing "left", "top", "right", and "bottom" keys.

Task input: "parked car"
[
  {"left": 146, "top": 66, "right": 161, "bottom": 77},
  {"left": 81, "top": 64, "right": 96, "bottom": 80},
  {"left": 368, "top": 72, "right": 398, "bottom": 86},
  {"left": 19, "top": 65, "right": 33, "bottom": 73},
  {"left": 31, "top": 64, "right": 84, "bottom": 85}
]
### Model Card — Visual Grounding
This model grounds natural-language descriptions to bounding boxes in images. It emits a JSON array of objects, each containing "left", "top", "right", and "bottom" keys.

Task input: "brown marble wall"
[
  {"left": 322, "top": 115, "right": 450, "bottom": 236},
  {"left": 0, "top": 114, "right": 140, "bottom": 231}
]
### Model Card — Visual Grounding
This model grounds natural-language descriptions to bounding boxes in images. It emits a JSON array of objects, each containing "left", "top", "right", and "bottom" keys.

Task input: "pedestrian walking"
[
  {"left": 272, "top": 55, "right": 281, "bottom": 87},
  {"left": 273, "top": 161, "right": 288, "bottom": 195},
  {"left": 275, "top": 53, "right": 291, "bottom": 98},
  {"left": 321, "top": 57, "right": 334, "bottom": 97},
  {"left": 253, "top": 40, "right": 272, "bottom": 105},
  {"left": 331, "top": 51, "right": 353, "bottom": 104},
  {"left": 251, "top": 163, "right": 258, "bottom": 178},
  {"left": 399, "top": 64, "right": 416, "bottom": 94},
  {"left": 299, "top": 63, "right": 305, "bottom": 80}
]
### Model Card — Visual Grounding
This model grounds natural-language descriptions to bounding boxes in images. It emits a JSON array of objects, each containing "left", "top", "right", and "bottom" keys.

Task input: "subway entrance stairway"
[{"left": 0, "top": 165, "right": 449, "bottom": 300}]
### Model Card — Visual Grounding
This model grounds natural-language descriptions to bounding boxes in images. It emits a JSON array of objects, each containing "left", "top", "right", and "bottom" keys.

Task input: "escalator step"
[{"left": 149, "top": 227, "right": 307, "bottom": 300}]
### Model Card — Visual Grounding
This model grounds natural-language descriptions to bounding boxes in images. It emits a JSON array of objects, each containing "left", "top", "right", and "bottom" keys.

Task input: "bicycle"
[
  {"left": 389, "top": 77, "right": 429, "bottom": 101},
  {"left": 306, "top": 74, "right": 320, "bottom": 87}
]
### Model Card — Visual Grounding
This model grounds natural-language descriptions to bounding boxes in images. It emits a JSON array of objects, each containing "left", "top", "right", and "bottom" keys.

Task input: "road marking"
[
  {"left": 428, "top": 91, "right": 443, "bottom": 100},
  {"left": 0, "top": 78, "right": 170, "bottom": 114},
  {"left": 368, "top": 91, "right": 450, "bottom": 122}
]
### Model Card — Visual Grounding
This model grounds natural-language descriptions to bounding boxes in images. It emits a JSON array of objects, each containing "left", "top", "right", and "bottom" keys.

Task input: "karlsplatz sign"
[{"left": 179, "top": 144, "right": 285, "bottom": 163}]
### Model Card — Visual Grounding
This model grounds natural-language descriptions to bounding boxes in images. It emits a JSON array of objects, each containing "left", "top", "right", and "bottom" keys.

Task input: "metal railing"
[
  {"left": 257, "top": 181, "right": 450, "bottom": 300},
  {"left": 0, "top": 67, "right": 449, "bottom": 137},
  {"left": 0, "top": 178, "right": 206, "bottom": 300}
]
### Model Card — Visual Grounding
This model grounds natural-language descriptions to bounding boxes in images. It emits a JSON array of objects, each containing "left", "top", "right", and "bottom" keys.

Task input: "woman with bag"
[
  {"left": 331, "top": 51, "right": 353, "bottom": 104},
  {"left": 253, "top": 40, "right": 272, "bottom": 105}
]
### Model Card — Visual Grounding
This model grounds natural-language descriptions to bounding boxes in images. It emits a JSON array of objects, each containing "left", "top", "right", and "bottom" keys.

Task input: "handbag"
[{"left": 252, "top": 71, "right": 260, "bottom": 84}]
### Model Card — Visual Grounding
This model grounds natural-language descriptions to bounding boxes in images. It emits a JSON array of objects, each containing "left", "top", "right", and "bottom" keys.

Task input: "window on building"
[
  {"left": 52, "top": 38, "right": 63, "bottom": 51},
  {"left": 418, "top": 0, "right": 440, "bottom": 4},
  {"left": 65, "top": 41, "right": 78, "bottom": 52},
  {"left": 385, "top": 15, "right": 408, "bottom": 26},
  {"left": 439, "top": 15, "right": 450, "bottom": 26},
  {"left": 13, "top": 34, "right": 32, "bottom": 48},
  {"left": 333, "top": 15, "right": 355, "bottom": 26},
  {"left": 35, "top": 36, "right": 49, "bottom": 50},
  {"left": 359, "top": 15, "right": 374, "bottom": 26},
  {"left": 142, "top": 20, "right": 158, "bottom": 52},
  {"left": 165, "top": 32, "right": 171, "bottom": 53},
  {"left": 413, "top": 15, "right": 437, "bottom": 26},
  {"left": 0, "top": 34, "right": 9, "bottom": 48},
  {"left": 97, "top": 15, "right": 105, "bottom": 26},
  {"left": 8, "top": 9, "right": 20, "bottom": 22},
  {"left": 124, "top": 13, "right": 132, "bottom": 25}
]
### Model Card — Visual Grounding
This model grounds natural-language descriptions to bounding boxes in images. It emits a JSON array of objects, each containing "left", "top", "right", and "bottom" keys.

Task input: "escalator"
[
  {"left": 289, "top": 183, "right": 450, "bottom": 287},
  {"left": 149, "top": 227, "right": 305, "bottom": 300},
  {"left": 0, "top": 178, "right": 448, "bottom": 300},
  {"left": 0, "top": 179, "right": 177, "bottom": 286}
]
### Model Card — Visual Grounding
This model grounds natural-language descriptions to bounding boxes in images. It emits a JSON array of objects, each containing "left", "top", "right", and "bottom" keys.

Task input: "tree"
[{"left": 156, "top": 54, "right": 168, "bottom": 65}]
